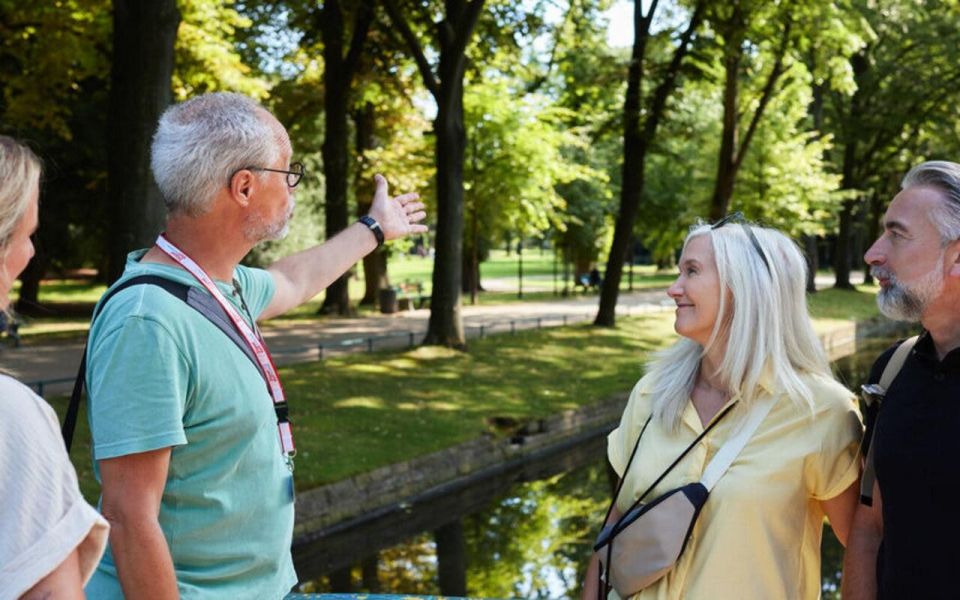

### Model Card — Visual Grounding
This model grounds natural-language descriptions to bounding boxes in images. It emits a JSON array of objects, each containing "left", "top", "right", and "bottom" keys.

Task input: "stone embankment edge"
[{"left": 293, "top": 317, "right": 910, "bottom": 537}]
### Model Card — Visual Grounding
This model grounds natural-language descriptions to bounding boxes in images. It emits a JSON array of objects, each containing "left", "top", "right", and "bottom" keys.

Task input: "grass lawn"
[{"left": 55, "top": 285, "right": 879, "bottom": 502}]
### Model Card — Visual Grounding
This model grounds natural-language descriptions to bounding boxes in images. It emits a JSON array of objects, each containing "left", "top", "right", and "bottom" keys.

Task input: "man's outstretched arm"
[
  {"left": 841, "top": 481, "right": 884, "bottom": 600},
  {"left": 264, "top": 174, "right": 426, "bottom": 320}
]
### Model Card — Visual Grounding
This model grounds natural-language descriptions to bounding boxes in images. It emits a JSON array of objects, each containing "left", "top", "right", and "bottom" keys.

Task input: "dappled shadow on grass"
[{"left": 281, "top": 315, "right": 678, "bottom": 488}]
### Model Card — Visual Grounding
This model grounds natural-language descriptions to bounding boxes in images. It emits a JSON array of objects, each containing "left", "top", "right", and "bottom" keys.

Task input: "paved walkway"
[
  {"left": 0, "top": 289, "right": 675, "bottom": 396},
  {"left": 1, "top": 270, "right": 863, "bottom": 396}
]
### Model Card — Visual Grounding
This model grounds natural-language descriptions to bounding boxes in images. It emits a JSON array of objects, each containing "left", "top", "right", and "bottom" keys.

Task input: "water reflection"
[{"left": 296, "top": 335, "right": 903, "bottom": 598}]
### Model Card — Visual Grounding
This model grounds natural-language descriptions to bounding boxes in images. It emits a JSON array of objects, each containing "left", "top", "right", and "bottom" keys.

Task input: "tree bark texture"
[
  {"left": 595, "top": 0, "right": 705, "bottom": 327},
  {"left": 833, "top": 52, "right": 868, "bottom": 289},
  {"left": 424, "top": 53, "right": 467, "bottom": 345},
  {"left": 383, "top": 0, "right": 483, "bottom": 346},
  {"left": 106, "top": 0, "right": 179, "bottom": 282},
  {"left": 802, "top": 234, "right": 818, "bottom": 293},
  {"left": 709, "top": 37, "right": 742, "bottom": 221},
  {"left": 353, "top": 102, "right": 389, "bottom": 305},
  {"left": 708, "top": 8, "right": 792, "bottom": 220},
  {"left": 318, "top": 0, "right": 374, "bottom": 315}
]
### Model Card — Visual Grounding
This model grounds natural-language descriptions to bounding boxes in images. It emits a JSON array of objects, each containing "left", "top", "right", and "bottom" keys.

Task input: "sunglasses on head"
[{"left": 710, "top": 211, "right": 771, "bottom": 273}]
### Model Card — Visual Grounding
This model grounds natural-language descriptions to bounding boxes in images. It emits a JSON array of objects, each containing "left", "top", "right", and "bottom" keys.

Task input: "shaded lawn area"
[{"left": 53, "top": 285, "right": 879, "bottom": 503}]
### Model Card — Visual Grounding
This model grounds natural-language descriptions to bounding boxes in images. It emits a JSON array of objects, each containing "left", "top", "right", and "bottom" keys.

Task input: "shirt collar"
[{"left": 914, "top": 330, "right": 960, "bottom": 371}]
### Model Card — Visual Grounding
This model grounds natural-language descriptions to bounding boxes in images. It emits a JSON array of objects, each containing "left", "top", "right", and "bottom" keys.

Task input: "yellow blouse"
[{"left": 606, "top": 372, "right": 862, "bottom": 600}]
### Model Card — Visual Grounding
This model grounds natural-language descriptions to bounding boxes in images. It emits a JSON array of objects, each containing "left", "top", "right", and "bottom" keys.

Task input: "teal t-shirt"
[{"left": 84, "top": 250, "right": 297, "bottom": 599}]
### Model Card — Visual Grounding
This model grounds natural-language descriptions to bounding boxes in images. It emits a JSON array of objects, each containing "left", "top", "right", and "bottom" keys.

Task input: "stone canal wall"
[{"left": 294, "top": 317, "right": 911, "bottom": 537}]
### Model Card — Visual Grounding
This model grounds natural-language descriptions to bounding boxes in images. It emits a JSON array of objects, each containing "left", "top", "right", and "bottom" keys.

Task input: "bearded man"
[{"left": 842, "top": 161, "right": 960, "bottom": 600}]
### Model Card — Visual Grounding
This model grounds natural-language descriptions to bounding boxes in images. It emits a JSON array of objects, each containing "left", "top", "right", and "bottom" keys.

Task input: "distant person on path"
[
  {"left": 0, "top": 135, "right": 109, "bottom": 598},
  {"left": 843, "top": 161, "right": 960, "bottom": 599},
  {"left": 84, "top": 92, "right": 426, "bottom": 599},
  {"left": 583, "top": 215, "right": 862, "bottom": 600}
]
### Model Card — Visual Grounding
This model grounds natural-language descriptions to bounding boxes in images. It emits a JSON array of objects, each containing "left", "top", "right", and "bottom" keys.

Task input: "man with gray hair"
[
  {"left": 83, "top": 92, "right": 426, "bottom": 599},
  {"left": 842, "top": 160, "right": 960, "bottom": 599}
]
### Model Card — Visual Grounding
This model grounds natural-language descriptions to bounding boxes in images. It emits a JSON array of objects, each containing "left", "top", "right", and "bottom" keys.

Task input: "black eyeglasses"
[
  {"left": 711, "top": 211, "right": 771, "bottom": 273},
  {"left": 231, "top": 161, "right": 305, "bottom": 188}
]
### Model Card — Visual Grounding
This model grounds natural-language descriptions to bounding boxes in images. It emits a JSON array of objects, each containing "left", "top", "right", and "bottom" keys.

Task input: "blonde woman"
[
  {"left": 0, "top": 136, "right": 108, "bottom": 598},
  {"left": 583, "top": 215, "right": 862, "bottom": 600}
]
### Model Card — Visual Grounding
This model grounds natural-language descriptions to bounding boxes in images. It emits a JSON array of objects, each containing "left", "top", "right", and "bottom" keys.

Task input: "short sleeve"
[
  {"left": 87, "top": 316, "right": 191, "bottom": 460},
  {"left": 0, "top": 378, "right": 108, "bottom": 597},
  {"left": 607, "top": 376, "right": 655, "bottom": 477},
  {"left": 805, "top": 383, "right": 864, "bottom": 500},
  {"left": 234, "top": 265, "right": 276, "bottom": 319}
]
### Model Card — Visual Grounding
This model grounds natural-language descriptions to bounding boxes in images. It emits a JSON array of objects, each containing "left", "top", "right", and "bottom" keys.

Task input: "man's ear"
[
  {"left": 947, "top": 239, "right": 960, "bottom": 278},
  {"left": 229, "top": 170, "right": 255, "bottom": 207}
]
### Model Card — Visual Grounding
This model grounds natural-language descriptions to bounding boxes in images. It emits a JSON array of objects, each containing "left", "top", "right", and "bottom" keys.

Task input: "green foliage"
[
  {"left": 0, "top": 0, "right": 110, "bottom": 140},
  {"left": 463, "top": 74, "right": 598, "bottom": 252},
  {"left": 549, "top": 0, "right": 624, "bottom": 266},
  {"left": 173, "top": 0, "right": 270, "bottom": 100}
]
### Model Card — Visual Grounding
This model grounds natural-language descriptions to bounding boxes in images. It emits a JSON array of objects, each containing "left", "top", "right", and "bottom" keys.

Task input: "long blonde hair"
[
  {"left": 0, "top": 136, "right": 41, "bottom": 256},
  {"left": 647, "top": 221, "right": 831, "bottom": 430}
]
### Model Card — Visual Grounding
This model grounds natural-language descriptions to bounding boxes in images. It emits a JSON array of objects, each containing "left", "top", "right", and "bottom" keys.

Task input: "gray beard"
[
  {"left": 245, "top": 199, "right": 294, "bottom": 242},
  {"left": 873, "top": 258, "right": 944, "bottom": 322}
]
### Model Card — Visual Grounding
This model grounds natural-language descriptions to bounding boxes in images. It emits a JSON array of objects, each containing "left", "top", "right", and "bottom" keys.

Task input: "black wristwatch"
[{"left": 358, "top": 215, "right": 384, "bottom": 248}]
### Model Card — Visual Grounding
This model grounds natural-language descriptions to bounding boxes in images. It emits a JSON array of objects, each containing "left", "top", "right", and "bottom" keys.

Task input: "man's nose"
[{"left": 864, "top": 238, "right": 885, "bottom": 265}]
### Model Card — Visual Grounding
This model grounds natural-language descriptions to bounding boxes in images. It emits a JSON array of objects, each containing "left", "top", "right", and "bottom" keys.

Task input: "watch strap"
[{"left": 359, "top": 215, "right": 384, "bottom": 247}]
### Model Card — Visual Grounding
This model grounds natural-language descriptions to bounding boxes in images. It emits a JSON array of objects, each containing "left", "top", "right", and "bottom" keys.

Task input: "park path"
[
  {"left": 0, "top": 288, "right": 674, "bottom": 396},
  {"left": 0, "top": 270, "right": 860, "bottom": 396}
]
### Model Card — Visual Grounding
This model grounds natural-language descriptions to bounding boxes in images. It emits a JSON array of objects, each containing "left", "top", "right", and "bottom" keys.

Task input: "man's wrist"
[{"left": 358, "top": 215, "right": 384, "bottom": 248}]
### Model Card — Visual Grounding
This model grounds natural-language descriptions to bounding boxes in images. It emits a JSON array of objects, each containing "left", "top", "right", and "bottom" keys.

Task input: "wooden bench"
[{"left": 396, "top": 281, "right": 429, "bottom": 311}]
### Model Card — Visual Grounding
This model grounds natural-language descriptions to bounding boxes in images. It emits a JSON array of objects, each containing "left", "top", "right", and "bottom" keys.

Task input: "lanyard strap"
[{"left": 155, "top": 234, "right": 296, "bottom": 464}]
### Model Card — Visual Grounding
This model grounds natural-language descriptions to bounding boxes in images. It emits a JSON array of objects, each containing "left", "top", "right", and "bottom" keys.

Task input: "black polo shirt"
[{"left": 864, "top": 331, "right": 960, "bottom": 599}]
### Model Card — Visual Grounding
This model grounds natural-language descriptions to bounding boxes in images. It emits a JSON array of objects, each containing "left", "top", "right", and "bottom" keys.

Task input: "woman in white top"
[
  {"left": 0, "top": 136, "right": 108, "bottom": 599},
  {"left": 583, "top": 215, "right": 862, "bottom": 600}
]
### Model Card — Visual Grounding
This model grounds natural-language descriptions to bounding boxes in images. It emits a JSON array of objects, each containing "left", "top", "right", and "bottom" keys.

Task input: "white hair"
[
  {"left": 646, "top": 221, "right": 832, "bottom": 430},
  {"left": 0, "top": 136, "right": 41, "bottom": 256},
  {"left": 150, "top": 92, "right": 280, "bottom": 216},
  {"left": 901, "top": 160, "right": 960, "bottom": 245}
]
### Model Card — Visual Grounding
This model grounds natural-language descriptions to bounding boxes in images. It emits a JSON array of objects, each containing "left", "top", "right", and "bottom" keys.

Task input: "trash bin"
[{"left": 378, "top": 287, "right": 399, "bottom": 314}]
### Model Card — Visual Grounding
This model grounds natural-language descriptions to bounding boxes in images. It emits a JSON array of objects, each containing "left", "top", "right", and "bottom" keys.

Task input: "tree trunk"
[
  {"left": 833, "top": 52, "right": 868, "bottom": 290},
  {"left": 802, "top": 234, "right": 818, "bottom": 293},
  {"left": 709, "top": 41, "right": 742, "bottom": 221},
  {"left": 595, "top": 2, "right": 650, "bottom": 327},
  {"left": 597, "top": 0, "right": 705, "bottom": 326},
  {"left": 423, "top": 19, "right": 471, "bottom": 347},
  {"left": 861, "top": 190, "right": 881, "bottom": 285},
  {"left": 435, "top": 520, "right": 467, "bottom": 597},
  {"left": 360, "top": 554, "right": 380, "bottom": 593},
  {"left": 381, "top": 0, "right": 482, "bottom": 346},
  {"left": 354, "top": 102, "right": 389, "bottom": 305},
  {"left": 834, "top": 135, "right": 859, "bottom": 290},
  {"left": 14, "top": 253, "right": 45, "bottom": 314},
  {"left": 461, "top": 244, "right": 481, "bottom": 298},
  {"left": 329, "top": 566, "right": 353, "bottom": 592},
  {"left": 106, "top": 0, "right": 179, "bottom": 283},
  {"left": 319, "top": 0, "right": 352, "bottom": 315}
]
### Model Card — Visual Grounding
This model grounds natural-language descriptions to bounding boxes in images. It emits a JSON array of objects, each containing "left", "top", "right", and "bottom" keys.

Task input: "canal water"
[{"left": 293, "top": 335, "right": 904, "bottom": 599}]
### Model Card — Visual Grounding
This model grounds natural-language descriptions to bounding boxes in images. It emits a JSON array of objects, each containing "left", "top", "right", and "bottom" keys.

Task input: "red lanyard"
[{"left": 155, "top": 234, "right": 296, "bottom": 469}]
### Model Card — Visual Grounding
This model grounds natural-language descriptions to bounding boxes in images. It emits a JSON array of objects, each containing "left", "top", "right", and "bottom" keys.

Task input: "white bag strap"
[
  {"left": 879, "top": 336, "right": 919, "bottom": 392},
  {"left": 860, "top": 335, "right": 920, "bottom": 503},
  {"left": 700, "top": 395, "right": 776, "bottom": 491}
]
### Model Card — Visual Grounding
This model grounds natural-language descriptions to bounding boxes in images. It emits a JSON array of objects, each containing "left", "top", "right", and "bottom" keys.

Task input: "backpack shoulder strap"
[
  {"left": 61, "top": 275, "right": 261, "bottom": 451},
  {"left": 860, "top": 335, "right": 919, "bottom": 504}
]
